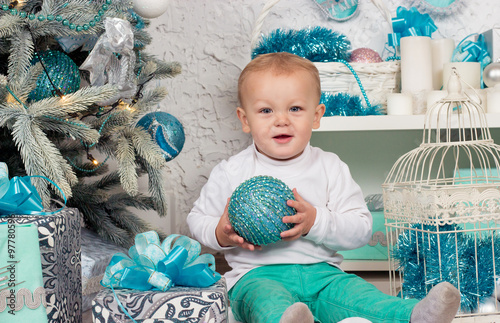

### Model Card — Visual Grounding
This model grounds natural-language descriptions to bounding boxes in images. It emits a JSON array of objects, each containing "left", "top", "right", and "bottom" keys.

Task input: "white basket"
[{"left": 251, "top": 0, "right": 401, "bottom": 111}]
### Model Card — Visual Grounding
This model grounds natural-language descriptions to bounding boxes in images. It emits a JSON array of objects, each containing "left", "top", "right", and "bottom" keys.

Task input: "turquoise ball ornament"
[
  {"left": 28, "top": 50, "right": 81, "bottom": 102},
  {"left": 228, "top": 176, "right": 296, "bottom": 246},
  {"left": 135, "top": 112, "right": 185, "bottom": 161}
]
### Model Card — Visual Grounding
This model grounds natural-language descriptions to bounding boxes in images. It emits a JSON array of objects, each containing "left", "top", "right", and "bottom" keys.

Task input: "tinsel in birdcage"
[{"left": 383, "top": 69, "right": 500, "bottom": 319}]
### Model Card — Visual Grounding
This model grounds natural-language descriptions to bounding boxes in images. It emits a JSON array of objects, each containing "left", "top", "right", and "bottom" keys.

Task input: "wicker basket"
[{"left": 251, "top": 0, "right": 401, "bottom": 111}]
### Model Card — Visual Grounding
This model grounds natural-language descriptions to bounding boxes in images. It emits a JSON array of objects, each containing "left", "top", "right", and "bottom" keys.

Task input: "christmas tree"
[{"left": 0, "top": 0, "right": 182, "bottom": 246}]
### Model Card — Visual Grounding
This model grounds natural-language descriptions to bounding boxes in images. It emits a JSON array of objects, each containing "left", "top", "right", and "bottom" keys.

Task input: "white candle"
[
  {"left": 487, "top": 90, "right": 500, "bottom": 113},
  {"left": 400, "top": 36, "right": 433, "bottom": 93},
  {"left": 426, "top": 90, "right": 448, "bottom": 112},
  {"left": 431, "top": 38, "right": 455, "bottom": 90},
  {"left": 443, "top": 62, "right": 481, "bottom": 90},
  {"left": 387, "top": 93, "right": 413, "bottom": 115}
]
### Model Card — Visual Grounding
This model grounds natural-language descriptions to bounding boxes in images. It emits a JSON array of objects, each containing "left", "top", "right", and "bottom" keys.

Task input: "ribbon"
[
  {"left": 452, "top": 34, "right": 491, "bottom": 68},
  {"left": 101, "top": 231, "right": 221, "bottom": 292},
  {"left": 387, "top": 7, "right": 438, "bottom": 48},
  {"left": 0, "top": 162, "right": 67, "bottom": 216},
  {"left": 451, "top": 33, "right": 491, "bottom": 88}
]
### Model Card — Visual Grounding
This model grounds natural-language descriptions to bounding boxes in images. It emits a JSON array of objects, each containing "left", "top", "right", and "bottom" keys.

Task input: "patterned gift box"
[
  {"left": 340, "top": 211, "right": 388, "bottom": 260},
  {"left": 92, "top": 278, "right": 228, "bottom": 323},
  {"left": 0, "top": 208, "right": 82, "bottom": 323},
  {"left": 81, "top": 228, "right": 128, "bottom": 311}
]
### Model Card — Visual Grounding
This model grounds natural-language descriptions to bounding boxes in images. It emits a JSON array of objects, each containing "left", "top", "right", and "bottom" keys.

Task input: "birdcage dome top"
[{"left": 383, "top": 69, "right": 500, "bottom": 225}]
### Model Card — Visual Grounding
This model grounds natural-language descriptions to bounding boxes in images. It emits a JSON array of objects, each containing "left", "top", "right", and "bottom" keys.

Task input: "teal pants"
[{"left": 228, "top": 263, "right": 419, "bottom": 323}]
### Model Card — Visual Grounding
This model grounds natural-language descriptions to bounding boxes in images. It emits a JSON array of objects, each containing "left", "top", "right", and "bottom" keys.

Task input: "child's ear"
[
  {"left": 313, "top": 104, "right": 325, "bottom": 129},
  {"left": 237, "top": 107, "right": 251, "bottom": 133}
]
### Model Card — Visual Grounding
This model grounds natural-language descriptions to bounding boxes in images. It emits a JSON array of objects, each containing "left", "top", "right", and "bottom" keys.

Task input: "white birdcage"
[{"left": 383, "top": 69, "right": 500, "bottom": 321}]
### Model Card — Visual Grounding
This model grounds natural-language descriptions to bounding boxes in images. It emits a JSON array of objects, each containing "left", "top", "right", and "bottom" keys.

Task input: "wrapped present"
[
  {"left": 0, "top": 208, "right": 82, "bottom": 323},
  {"left": 340, "top": 211, "right": 388, "bottom": 260},
  {"left": 82, "top": 228, "right": 127, "bottom": 312},
  {"left": 92, "top": 277, "right": 228, "bottom": 323},
  {"left": 481, "top": 28, "right": 500, "bottom": 62}
]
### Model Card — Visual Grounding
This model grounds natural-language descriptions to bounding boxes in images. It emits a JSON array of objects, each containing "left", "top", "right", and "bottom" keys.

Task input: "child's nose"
[{"left": 274, "top": 112, "right": 290, "bottom": 126}]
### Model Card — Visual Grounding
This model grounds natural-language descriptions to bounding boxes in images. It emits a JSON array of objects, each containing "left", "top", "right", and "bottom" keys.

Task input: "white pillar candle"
[
  {"left": 443, "top": 62, "right": 481, "bottom": 90},
  {"left": 387, "top": 93, "right": 413, "bottom": 115},
  {"left": 400, "top": 36, "right": 433, "bottom": 93},
  {"left": 431, "top": 38, "right": 455, "bottom": 90},
  {"left": 426, "top": 90, "right": 448, "bottom": 112},
  {"left": 487, "top": 90, "right": 500, "bottom": 113}
]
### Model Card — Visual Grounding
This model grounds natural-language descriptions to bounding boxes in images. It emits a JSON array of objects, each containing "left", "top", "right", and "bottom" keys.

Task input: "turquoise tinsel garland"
[
  {"left": 228, "top": 176, "right": 296, "bottom": 246},
  {"left": 393, "top": 223, "right": 500, "bottom": 312},
  {"left": 321, "top": 92, "right": 383, "bottom": 116},
  {"left": 251, "top": 27, "right": 351, "bottom": 62}
]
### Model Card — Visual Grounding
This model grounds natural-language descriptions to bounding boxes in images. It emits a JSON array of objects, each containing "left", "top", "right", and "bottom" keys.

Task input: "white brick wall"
[{"left": 138, "top": 0, "right": 500, "bottom": 235}]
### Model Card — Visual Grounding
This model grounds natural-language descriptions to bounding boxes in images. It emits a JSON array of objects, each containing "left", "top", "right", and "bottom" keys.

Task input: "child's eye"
[
  {"left": 260, "top": 108, "right": 272, "bottom": 114},
  {"left": 290, "top": 106, "right": 302, "bottom": 112}
]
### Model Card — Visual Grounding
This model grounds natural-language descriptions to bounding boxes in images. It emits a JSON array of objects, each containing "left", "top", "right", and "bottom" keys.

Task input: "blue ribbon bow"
[
  {"left": 0, "top": 162, "right": 66, "bottom": 216},
  {"left": 101, "top": 231, "right": 221, "bottom": 292},
  {"left": 388, "top": 7, "right": 438, "bottom": 48},
  {"left": 452, "top": 34, "right": 491, "bottom": 68}
]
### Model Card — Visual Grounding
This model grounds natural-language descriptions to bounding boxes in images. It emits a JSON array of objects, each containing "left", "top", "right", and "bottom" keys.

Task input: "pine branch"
[
  {"left": 29, "top": 85, "right": 118, "bottom": 117},
  {"left": 12, "top": 115, "right": 76, "bottom": 203},
  {"left": 116, "top": 131, "right": 138, "bottom": 195},
  {"left": 132, "top": 128, "right": 166, "bottom": 169},
  {"left": 138, "top": 157, "right": 168, "bottom": 217},
  {"left": 8, "top": 31, "right": 34, "bottom": 84},
  {"left": 107, "top": 208, "right": 153, "bottom": 239},
  {"left": 132, "top": 87, "right": 168, "bottom": 113},
  {"left": 12, "top": 63, "right": 43, "bottom": 102},
  {"left": 0, "top": 14, "right": 23, "bottom": 38},
  {"left": 38, "top": 116, "right": 100, "bottom": 144}
]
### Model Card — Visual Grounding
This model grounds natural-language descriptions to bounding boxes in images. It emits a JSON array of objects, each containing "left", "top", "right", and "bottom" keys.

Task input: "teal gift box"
[
  {"left": 0, "top": 208, "right": 82, "bottom": 323},
  {"left": 92, "top": 277, "right": 228, "bottom": 323},
  {"left": 340, "top": 211, "right": 388, "bottom": 260}
]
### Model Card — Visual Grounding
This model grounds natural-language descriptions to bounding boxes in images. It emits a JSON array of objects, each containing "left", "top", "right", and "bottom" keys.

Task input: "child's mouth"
[{"left": 273, "top": 134, "right": 292, "bottom": 143}]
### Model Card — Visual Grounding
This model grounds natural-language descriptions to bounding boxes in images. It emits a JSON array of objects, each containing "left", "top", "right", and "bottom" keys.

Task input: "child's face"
[{"left": 237, "top": 69, "right": 325, "bottom": 161}]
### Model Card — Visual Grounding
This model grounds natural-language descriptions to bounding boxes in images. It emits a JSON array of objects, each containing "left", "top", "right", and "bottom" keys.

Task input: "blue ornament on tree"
[
  {"left": 28, "top": 50, "right": 81, "bottom": 102},
  {"left": 228, "top": 176, "right": 296, "bottom": 246},
  {"left": 135, "top": 112, "right": 185, "bottom": 161}
]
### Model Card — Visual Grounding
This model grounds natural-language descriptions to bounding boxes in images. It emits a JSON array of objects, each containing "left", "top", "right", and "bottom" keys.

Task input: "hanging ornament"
[
  {"left": 349, "top": 48, "right": 383, "bottom": 63},
  {"left": 28, "top": 50, "right": 81, "bottom": 102},
  {"left": 80, "top": 17, "right": 137, "bottom": 106},
  {"left": 228, "top": 176, "right": 296, "bottom": 246},
  {"left": 313, "top": 0, "right": 359, "bottom": 21},
  {"left": 132, "top": 0, "right": 170, "bottom": 19},
  {"left": 135, "top": 112, "right": 185, "bottom": 162},
  {"left": 483, "top": 62, "right": 500, "bottom": 88}
]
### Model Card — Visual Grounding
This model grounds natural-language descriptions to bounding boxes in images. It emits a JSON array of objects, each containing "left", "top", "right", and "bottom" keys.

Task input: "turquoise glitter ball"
[
  {"left": 228, "top": 176, "right": 296, "bottom": 246},
  {"left": 135, "top": 112, "right": 185, "bottom": 161},
  {"left": 28, "top": 50, "right": 81, "bottom": 102}
]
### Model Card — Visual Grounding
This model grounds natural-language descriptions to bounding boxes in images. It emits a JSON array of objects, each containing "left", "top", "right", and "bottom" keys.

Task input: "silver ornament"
[
  {"left": 483, "top": 62, "right": 500, "bottom": 88},
  {"left": 477, "top": 296, "right": 500, "bottom": 313}
]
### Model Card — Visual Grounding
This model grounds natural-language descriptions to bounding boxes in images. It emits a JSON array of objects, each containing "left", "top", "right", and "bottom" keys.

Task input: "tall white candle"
[
  {"left": 387, "top": 93, "right": 413, "bottom": 115},
  {"left": 431, "top": 38, "right": 455, "bottom": 90},
  {"left": 487, "top": 90, "right": 500, "bottom": 113},
  {"left": 400, "top": 36, "right": 433, "bottom": 93},
  {"left": 443, "top": 62, "right": 481, "bottom": 90}
]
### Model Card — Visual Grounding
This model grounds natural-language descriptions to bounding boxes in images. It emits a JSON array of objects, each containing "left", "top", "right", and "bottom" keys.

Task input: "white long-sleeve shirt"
[{"left": 187, "top": 143, "right": 372, "bottom": 289}]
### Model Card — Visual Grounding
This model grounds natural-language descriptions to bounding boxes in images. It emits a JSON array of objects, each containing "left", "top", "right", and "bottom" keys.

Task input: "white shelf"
[{"left": 315, "top": 114, "right": 500, "bottom": 132}]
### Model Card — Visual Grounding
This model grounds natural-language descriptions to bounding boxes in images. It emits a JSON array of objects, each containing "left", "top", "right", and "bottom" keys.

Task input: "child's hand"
[
  {"left": 280, "top": 188, "right": 316, "bottom": 241},
  {"left": 215, "top": 198, "right": 262, "bottom": 251}
]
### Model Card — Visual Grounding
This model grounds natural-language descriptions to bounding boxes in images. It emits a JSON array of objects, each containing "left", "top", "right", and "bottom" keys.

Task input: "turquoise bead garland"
[
  {"left": 228, "top": 176, "right": 296, "bottom": 246},
  {"left": 2, "top": 0, "right": 113, "bottom": 32}
]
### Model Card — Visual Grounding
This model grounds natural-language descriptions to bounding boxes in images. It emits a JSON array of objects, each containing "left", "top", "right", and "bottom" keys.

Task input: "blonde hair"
[{"left": 238, "top": 52, "right": 321, "bottom": 105}]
